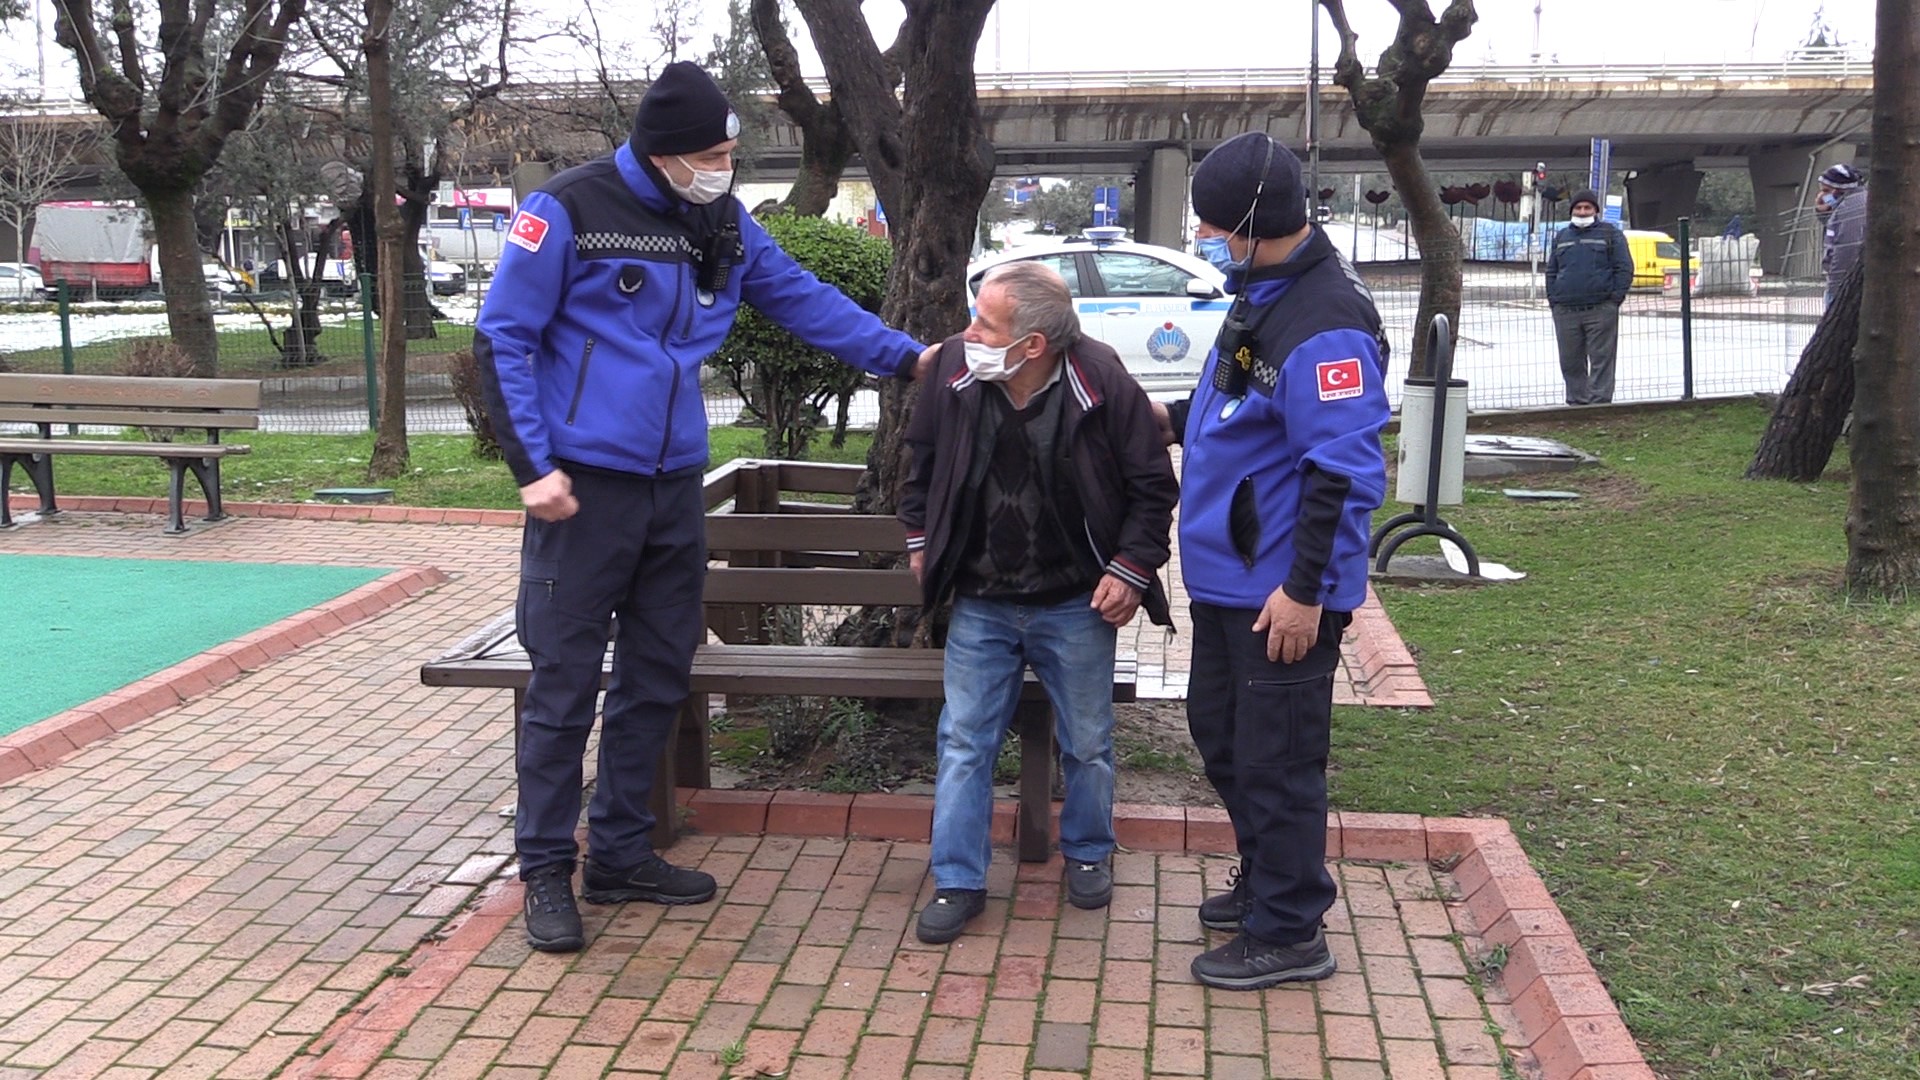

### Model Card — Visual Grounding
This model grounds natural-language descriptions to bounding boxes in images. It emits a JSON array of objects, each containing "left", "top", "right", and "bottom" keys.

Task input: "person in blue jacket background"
[
  {"left": 1151, "top": 132, "right": 1391, "bottom": 991},
  {"left": 476, "top": 61, "right": 933, "bottom": 953}
]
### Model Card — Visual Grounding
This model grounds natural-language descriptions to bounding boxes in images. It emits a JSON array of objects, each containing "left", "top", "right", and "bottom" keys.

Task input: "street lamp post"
[{"left": 1307, "top": 4, "right": 1321, "bottom": 216}]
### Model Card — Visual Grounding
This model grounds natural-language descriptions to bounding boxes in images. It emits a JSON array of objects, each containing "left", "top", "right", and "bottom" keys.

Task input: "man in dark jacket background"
[
  {"left": 1545, "top": 189, "right": 1634, "bottom": 405},
  {"left": 899, "top": 261, "right": 1177, "bottom": 944}
]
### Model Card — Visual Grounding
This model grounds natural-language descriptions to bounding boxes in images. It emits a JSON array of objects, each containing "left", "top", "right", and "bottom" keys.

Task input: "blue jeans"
[{"left": 931, "top": 593, "right": 1119, "bottom": 890}]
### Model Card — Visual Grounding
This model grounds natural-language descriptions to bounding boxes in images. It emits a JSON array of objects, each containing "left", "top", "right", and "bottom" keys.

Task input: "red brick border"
[
  {"left": 6, "top": 493, "right": 524, "bottom": 527},
  {"left": 289, "top": 805, "right": 1651, "bottom": 1080},
  {"left": 0, "top": 564, "right": 449, "bottom": 783},
  {"left": 1346, "top": 588, "right": 1433, "bottom": 708}
]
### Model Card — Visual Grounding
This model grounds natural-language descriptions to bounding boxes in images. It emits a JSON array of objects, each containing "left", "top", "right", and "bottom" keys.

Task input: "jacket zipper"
[
  {"left": 565, "top": 338, "right": 596, "bottom": 425},
  {"left": 656, "top": 360, "right": 681, "bottom": 472}
]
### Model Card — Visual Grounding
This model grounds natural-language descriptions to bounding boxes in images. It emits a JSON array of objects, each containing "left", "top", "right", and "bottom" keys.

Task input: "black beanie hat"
[
  {"left": 1190, "top": 132, "right": 1308, "bottom": 238},
  {"left": 632, "top": 62, "right": 739, "bottom": 157},
  {"left": 1570, "top": 189, "right": 1602, "bottom": 212}
]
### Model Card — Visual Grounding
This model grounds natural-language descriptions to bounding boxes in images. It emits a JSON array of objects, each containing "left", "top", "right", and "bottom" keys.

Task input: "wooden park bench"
[
  {"left": 0, "top": 372, "right": 261, "bottom": 534},
  {"left": 421, "top": 459, "right": 1138, "bottom": 858}
]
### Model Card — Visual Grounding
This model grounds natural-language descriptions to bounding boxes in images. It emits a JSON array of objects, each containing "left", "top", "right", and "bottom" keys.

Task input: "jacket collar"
[
  {"left": 946, "top": 346, "right": 1102, "bottom": 412},
  {"left": 617, "top": 144, "right": 678, "bottom": 213}
]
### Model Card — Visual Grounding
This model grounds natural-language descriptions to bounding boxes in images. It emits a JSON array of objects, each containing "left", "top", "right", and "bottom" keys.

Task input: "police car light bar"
[{"left": 1084, "top": 226, "right": 1125, "bottom": 245}]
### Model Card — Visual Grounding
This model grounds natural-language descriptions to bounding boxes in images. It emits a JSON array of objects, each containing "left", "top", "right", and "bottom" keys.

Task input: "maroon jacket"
[{"left": 899, "top": 335, "right": 1178, "bottom": 626}]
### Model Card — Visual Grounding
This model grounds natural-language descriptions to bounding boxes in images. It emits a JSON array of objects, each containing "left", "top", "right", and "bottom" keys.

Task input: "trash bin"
[{"left": 1396, "top": 375, "right": 1469, "bottom": 506}]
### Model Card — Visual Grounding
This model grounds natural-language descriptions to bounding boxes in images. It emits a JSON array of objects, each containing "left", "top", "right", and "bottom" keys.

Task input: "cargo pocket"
[
  {"left": 1229, "top": 476, "right": 1261, "bottom": 568},
  {"left": 515, "top": 556, "right": 562, "bottom": 660},
  {"left": 1239, "top": 672, "right": 1334, "bottom": 771}
]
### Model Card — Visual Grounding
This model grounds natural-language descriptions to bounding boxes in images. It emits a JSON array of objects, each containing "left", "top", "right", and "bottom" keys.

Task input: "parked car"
[
  {"left": 0, "top": 262, "right": 48, "bottom": 300},
  {"left": 965, "top": 230, "right": 1227, "bottom": 399},
  {"left": 420, "top": 249, "right": 467, "bottom": 296},
  {"left": 1624, "top": 229, "right": 1690, "bottom": 289}
]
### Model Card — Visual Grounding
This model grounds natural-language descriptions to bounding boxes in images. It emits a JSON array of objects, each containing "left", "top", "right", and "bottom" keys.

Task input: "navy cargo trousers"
[
  {"left": 512, "top": 464, "right": 705, "bottom": 879},
  {"left": 1185, "top": 602, "right": 1352, "bottom": 945}
]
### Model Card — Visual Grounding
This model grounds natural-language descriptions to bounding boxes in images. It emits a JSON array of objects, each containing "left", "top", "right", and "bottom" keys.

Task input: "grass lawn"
[
  {"left": 14, "top": 426, "right": 874, "bottom": 507},
  {"left": 1347, "top": 399, "right": 1918, "bottom": 1077},
  {"left": 5, "top": 317, "right": 476, "bottom": 377}
]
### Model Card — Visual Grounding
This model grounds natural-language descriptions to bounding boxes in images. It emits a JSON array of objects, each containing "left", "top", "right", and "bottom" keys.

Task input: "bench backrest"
[{"left": 0, "top": 372, "right": 262, "bottom": 431}]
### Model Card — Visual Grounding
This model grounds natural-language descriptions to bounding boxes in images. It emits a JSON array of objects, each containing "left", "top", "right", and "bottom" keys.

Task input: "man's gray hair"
[{"left": 983, "top": 260, "right": 1082, "bottom": 353}]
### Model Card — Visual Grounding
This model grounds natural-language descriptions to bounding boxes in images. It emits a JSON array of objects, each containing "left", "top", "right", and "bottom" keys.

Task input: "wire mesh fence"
[{"left": 2, "top": 249, "right": 1821, "bottom": 440}]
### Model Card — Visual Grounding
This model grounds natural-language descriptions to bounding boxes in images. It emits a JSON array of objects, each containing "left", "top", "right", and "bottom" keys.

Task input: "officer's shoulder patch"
[
  {"left": 508, "top": 211, "right": 550, "bottom": 253},
  {"left": 1316, "top": 358, "right": 1364, "bottom": 402}
]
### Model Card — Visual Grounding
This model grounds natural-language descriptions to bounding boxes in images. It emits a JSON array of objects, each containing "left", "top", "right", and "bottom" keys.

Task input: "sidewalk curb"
[
  {"left": 7, "top": 494, "right": 524, "bottom": 526},
  {"left": 293, "top": 809, "right": 1653, "bottom": 1080},
  {"left": 0, "top": 564, "right": 449, "bottom": 783}
]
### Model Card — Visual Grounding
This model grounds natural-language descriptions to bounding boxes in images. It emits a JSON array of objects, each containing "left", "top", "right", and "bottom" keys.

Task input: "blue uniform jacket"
[
  {"left": 476, "top": 145, "right": 924, "bottom": 484},
  {"left": 1173, "top": 229, "right": 1390, "bottom": 614}
]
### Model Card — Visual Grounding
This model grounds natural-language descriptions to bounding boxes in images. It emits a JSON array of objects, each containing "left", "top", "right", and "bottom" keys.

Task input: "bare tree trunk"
[
  {"left": 1747, "top": 263, "right": 1862, "bottom": 481},
  {"left": 753, "top": 0, "right": 855, "bottom": 217},
  {"left": 366, "top": 0, "right": 411, "bottom": 480},
  {"left": 147, "top": 187, "right": 220, "bottom": 375},
  {"left": 1845, "top": 0, "right": 1920, "bottom": 596},
  {"left": 1319, "top": 0, "right": 1477, "bottom": 378},
  {"left": 1381, "top": 142, "right": 1459, "bottom": 379}
]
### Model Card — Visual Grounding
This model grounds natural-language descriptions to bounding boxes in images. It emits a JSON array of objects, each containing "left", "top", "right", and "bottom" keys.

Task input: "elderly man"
[{"left": 899, "top": 261, "right": 1178, "bottom": 943}]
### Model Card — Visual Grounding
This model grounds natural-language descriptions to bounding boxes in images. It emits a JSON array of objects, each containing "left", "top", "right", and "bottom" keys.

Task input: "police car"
[{"left": 965, "top": 227, "right": 1228, "bottom": 399}]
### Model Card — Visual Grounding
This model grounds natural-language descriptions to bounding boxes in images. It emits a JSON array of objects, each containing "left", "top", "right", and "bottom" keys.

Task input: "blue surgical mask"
[{"left": 1198, "top": 235, "right": 1250, "bottom": 275}]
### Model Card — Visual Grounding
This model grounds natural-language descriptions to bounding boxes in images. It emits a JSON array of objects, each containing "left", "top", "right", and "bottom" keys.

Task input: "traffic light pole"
[{"left": 1527, "top": 162, "right": 1545, "bottom": 301}]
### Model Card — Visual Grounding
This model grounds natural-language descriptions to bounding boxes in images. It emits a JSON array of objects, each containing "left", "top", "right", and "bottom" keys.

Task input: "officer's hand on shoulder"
[
  {"left": 521, "top": 469, "right": 579, "bottom": 522},
  {"left": 913, "top": 342, "right": 940, "bottom": 382}
]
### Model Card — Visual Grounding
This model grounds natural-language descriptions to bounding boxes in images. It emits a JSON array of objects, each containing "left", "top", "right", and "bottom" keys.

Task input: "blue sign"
[
  {"left": 1588, "top": 138, "right": 1612, "bottom": 197},
  {"left": 873, "top": 199, "right": 886, "bottom": 225},
  {"left": 493, "top": 213, "right": 507, "bottom": 232},
  {"left": 458, "top": 207, "right": 472, "bottom": 230},
  {"left": 1092, "top": 185, "right": 1121, "bottom": 228}
]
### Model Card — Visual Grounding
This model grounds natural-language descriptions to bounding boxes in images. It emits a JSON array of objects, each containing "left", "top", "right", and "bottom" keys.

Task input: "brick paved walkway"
[
  {"left": 305, "top": 837, "right": 1522, "bottom": 1080},
  {"left": 0, "top": 507, "right": 1641, "bottom": 1080}
]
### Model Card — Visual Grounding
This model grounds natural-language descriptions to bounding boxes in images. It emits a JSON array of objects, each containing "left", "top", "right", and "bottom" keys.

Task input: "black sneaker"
[
  {"left": 1190, "top": 927, "right": 1336, "bottom": 990},
  {"left": 581, "top": 853, "right": 717, "bottom": 906},
  {"left": 1064, "top": 858, "right": 1113, "bottom": 910},
  {"left": 1198, "top": 860, "right": 1251, "bottom": 931},
  {"left": 915, "top": 888, "right": 987, "bottom": 944},
  {"left": 522, "top": 864, "right": 584, "bottom": 953}
]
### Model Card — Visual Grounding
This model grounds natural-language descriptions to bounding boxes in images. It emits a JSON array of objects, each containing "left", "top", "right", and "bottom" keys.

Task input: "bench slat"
[
  {"left": 0, "top": 406, "right": 260, "bottom": 429},
  {"left": 422, "top": 642, "right": 1137, "bottom": 702},
  {"left": 0, "top": 372, "right": 261, "bottom": 410},
  {"left": 773, "top": 461, "right": 864, "bottom": 495},
  {"left": 706, "top": 514, "right": 906, "bottom": 553},
  {"left": 0, "top": 439, "right": 251, "bottom": 458},
  {"left": 704, "top": 567, "right": 922, "bottom": 606}
]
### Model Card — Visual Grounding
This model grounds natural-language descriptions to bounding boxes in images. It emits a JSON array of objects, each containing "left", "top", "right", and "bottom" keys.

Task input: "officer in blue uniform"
[
  {"left": 1154, "top": 133, "right": 1391, "bottom": 990},
  {"left": 477, "top": 62, "right": 932, "bottom": 953}
]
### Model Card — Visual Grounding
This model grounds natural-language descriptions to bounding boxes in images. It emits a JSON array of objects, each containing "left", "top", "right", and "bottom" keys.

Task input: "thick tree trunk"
[
  {"left": 147, "top": 187, "right": 219, "bottom": 376},
  {"left": 399, "top": 170, "right": 438, "bottom": 339},
  {"left": 1845, "top": 0, "right": 1920, "bottom": 597},
  {"left": 1380, "top": 141, "right": 1458, "bottom": 379},
  {"left": 366, "top": 0, "right": 411, "bottom": 480},
  {"left": 1747, "top": 263, "right": 1862, "bottom": 481},
  {"left": 784, "top": 130, "right": 856, "bottom": 217}
]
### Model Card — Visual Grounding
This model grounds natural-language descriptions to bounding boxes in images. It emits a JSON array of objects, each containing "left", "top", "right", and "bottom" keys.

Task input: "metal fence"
[{"left": 2, "top": 248, "right": 1819, "bottom": 438}]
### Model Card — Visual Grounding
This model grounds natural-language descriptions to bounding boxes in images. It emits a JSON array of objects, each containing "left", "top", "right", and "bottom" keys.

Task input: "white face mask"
[
  {"left": 670, "top": 157, "right": 733, "bottom": 205},
  {"left": 1571, "top": 213, "right": 1596, "bottom": 228},
  {"left": 963, "top": 335, "right": 1032, "bottom": 381}
]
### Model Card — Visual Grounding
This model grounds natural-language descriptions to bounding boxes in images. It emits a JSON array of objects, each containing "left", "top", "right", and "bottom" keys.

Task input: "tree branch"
[{"left": 752, "top": 0, "right": 821, "bottom": 126}]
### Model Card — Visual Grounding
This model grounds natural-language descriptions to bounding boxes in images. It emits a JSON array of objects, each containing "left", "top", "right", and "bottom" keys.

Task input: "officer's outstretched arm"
[{"left": 735, "top": 213, "right": 925, "bottom": 378}]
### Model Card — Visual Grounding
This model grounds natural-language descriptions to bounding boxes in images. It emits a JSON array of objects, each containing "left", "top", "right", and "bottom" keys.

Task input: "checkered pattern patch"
[{"left": 574, "top": 232, "right": 694, "bottom": 257}]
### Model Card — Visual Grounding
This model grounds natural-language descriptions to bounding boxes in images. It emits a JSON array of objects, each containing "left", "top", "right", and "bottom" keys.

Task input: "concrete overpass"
[{"left": 9, "top": 59, "right": 1872, "bottom": 272}]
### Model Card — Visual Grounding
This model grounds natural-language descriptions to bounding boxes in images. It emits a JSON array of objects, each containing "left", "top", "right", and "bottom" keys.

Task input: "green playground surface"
[{"left": 0, "top": 554, "right": 387, "bottom": 736}]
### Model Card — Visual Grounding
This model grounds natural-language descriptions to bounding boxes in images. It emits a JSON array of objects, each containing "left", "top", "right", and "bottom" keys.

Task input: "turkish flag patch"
[
  {"left": 507, "top": 211, "right": 550, "bottom": 253},
  {"left": 1316, "top": 358, "right": 1364, "bottom": 401}
]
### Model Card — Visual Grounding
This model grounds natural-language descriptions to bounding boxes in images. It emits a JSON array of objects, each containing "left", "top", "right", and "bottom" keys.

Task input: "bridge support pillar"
[
  {"left": 1624, "top": 161, "right": 1702, "bottom": 233},
  {"left": 1133, "top": 146, "right": 1190, "bottom": 251},
  {"left": 1747, "top": 146, "right": 1828, "bottom": 279},
  {"left": 511, "top": 162, "right": 554, "bottom": 205}
]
